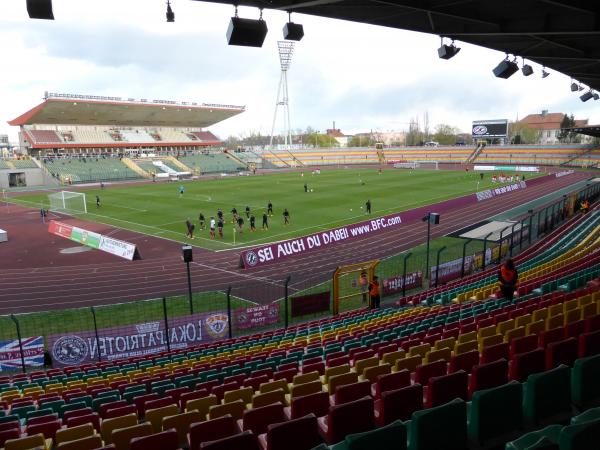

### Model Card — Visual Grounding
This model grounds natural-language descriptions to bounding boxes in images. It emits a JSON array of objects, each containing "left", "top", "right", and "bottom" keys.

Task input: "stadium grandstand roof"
[
  {"left": 567, "top": 124, "right": 600, "bottom": 138},
  {"left": 196, "top": 0, "right": 600, "bottom": 92},
  {"left": 8, "top": 93, "right": 245, "bottom": 128}
]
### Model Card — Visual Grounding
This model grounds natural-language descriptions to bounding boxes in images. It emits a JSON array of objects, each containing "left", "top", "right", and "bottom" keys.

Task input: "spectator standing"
[
  {"left": 498, "top": 258, "right": 518, "bottom": 301},
  {"left": 368, "top": 276, "right": 380, "bottom": 309}
]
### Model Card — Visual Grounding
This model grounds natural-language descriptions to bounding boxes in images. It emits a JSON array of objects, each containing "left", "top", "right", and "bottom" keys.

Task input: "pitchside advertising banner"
[
  {"left": 48, "top": 221, "right": 139, "bottom": 260},
  {"left": 240, "top": 212, "right": 403, "bottom": 269},
  {"left": 0, "top": 337, "right": 45, "bottom": 371},
  {"left": 48, "top": 311, "right": 229, "bottom": 367},
  {"left": 382, "top": 271, "right": 423, "bottom": 296},
  {"left": 233, "top": 303, "right": 280, "bottom": 329}
]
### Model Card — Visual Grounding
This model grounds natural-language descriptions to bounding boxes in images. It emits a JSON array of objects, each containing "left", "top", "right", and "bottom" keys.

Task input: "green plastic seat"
[
  {"left": 467, "top": 380, "right": 523, "bottom": 447},
  {"left": 523, "top": 365, "right": 572, "bottom": 427},
  {"left": 10, "top": 405, "right": 36, "bottom": 420},
  {"left": 0, "top": 414, "right": 19, "bottom": 424},
  {"left": 40, "top": 399, "right": 65, "bottom": 414},
  {"left": 60, "top": 401, "right": 87, "bottom": 418},
  {"left": 69, "top": 395, "right": 92, "bottom": 408},
  {"left": 505, "top": 425, "right": 563, "bottom": 450},
  {"left": 92, "top": 394, "right": 119, "bottom": 411},
  {"left": 571, "top": 354, "right": 600, "bottom": 410},
  {"left": 330, "top": 419, "right": 406, "bottom": 450},
  {"left": 408, "top": 398, "right": 467, "bottom": 450},
  {"left": 570, "top": 406, "right": 600, "bottom": 425},
  {"left": 558, "top": 417, "right": 600, "bottom": 450},
  {"left": 25, "top": 409, "right": 55, "bottom": 422}
]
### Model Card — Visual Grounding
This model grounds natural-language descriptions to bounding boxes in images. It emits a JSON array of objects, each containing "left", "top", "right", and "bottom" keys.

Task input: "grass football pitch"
[{"left": 12, "top": 168, "right": 534, "bottom": 251}]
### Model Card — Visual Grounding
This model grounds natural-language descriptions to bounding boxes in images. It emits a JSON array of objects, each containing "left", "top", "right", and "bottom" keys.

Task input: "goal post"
[
  {"left": 48, "top": 191, "right": 87, "bottom": 214},
  {"left": 332, "top": 259, "right": 380, "bottom": 315},
  {"left": 416, "top": 160, "right": 439, "bottom": 170}
]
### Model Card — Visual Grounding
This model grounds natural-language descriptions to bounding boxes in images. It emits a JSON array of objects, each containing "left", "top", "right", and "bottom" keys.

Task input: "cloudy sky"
[{"left": 1, "top": 0, "right": 598, "bottom": 142}]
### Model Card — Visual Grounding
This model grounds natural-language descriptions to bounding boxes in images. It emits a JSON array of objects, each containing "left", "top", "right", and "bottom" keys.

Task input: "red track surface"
[{"left": 0, "top": 172, "right": 590, "bottom": 314}]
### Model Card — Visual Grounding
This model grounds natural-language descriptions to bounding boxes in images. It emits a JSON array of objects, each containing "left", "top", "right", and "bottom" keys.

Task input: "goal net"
[
  {"left": 393, "top": 161, "right": 439, "bottom": 170},
  {"left": 48, "top": 191, "right": 87, "bottom": 214}
]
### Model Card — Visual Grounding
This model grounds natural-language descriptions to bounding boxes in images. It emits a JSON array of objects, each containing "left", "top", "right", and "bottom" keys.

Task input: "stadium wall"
[{"left": 0, "top": 168, "right": 46, "bottom": 189}]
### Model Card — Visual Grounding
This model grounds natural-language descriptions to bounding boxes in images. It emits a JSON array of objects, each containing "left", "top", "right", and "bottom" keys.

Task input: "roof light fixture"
[
  {"left": 438, "top": 37, "right": 461, "bottom": 60},
  {"left": 166, "top": 0, "right": 175, "bottom": 22}
]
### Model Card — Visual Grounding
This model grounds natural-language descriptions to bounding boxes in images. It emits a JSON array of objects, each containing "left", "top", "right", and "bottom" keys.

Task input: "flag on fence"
[{"left": 0, "top": 337, "right": 45, "bottom": 371}]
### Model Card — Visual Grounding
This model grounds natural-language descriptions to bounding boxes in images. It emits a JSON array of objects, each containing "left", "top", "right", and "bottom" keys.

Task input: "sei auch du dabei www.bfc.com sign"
[
  {"left": 49, "top": 220, "right": 140, "bottom": 260},
  {"left": 240, "top": 213, "right": 402, "bottom": 269}
]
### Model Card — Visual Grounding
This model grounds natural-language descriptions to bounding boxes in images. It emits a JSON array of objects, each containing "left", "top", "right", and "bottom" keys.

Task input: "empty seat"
[
  {"left": 238, "top": 403, "right": 286, "bottom": 435},
  {"left": 469, "top": 359, "right": 508, "bottom": 397},
  {"left": 25, "top": 420, "right": 61, "bottom": 441},
  {"left": 208, "top": 399, "right": 246, "bottom": 421},
  {"left": 56, "top": 435, "right": 104, "bottom": 450},
  {"left": 414, "top": 360, "right": 446, "bottom": 386},
  {"left": 448, "top": 350, "right": 479, "bottom": 374},
  {"left": 100, "top": 413, "right": 138, "bottom": 444},
  {"left": 200, "top": 430, "right": 259, "bottom": 450},
  {"left": 374, "top": 384, "right": 423, "bottom": 426},
  {"left": 331, "top": 380, "right": 370, "bottom": 406},
  {"left": 408, "top": 398, "right": 467, "bottom": 450},
  {"left": 371, "top": 370, "right": 410, "bottom": 399},
  {"left": 510, "top": 348, "right": 545, "bottom": 383},
  {"left": 185, "top": 395, "right": 218, "bottom": 417},
  {"left": 317, "top": 396, "right": 375, "bottom": 445},
  {"left": 510, "top": 335, "right": 538, "bottom": 359},
  {"left": 111, "top": 422, "right": 153, "bottom": 450},
  {"left": 4, "top": 433, "right": 53, "bottom": 450},
  {"left": 65, "top": 412, "right": 101, "bottom": 433},
  {"left": 55, "top": 423, "right": 96, "bottom": 446},
  {"left": 162, "top": 410, "right": 202, "bottom": 446},
  {"left": 284, "top": 391, "right": 329, "bottom": 420},
  {"left": 558, "top": 416, "right": 600, "bottom": 450},
  {"left": 578, "top": 330, "right": 600, "bottom": 358},
  {"left": 426, "top": 370, "right": 468, "bottom": 408},
  {"left": 130, "top": 429, "right": 179, "bottom": 450},
  {"left": 480, "top": 342, "right": 509, "bottom": 364},
  {"left": 523, "top": 365, "right": 572, "bottom": 427},
  {"left": 258, "top": 413, "right": 321, "bottom": 450},
  {"left": 571, "top": 354, "right": 600, "bottom": 410},
  {"left": 545, "top": 338, "right": 578, "bottom": 369},
  {"left": 188, "top": 414, "right": 240, "bottom": 450},
  {"left": 467, "top": 381, "right": 523, "bottom": 447},
  {"left": 145, "top": 404, "right": 179, "bottom": 432}
]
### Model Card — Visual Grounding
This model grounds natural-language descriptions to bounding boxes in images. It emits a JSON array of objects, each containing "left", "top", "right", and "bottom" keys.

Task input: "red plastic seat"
[
  {"left": 200, "top": 430, "right": 259, "bottom": 450},
  {"left": 211, "top": 382, "right": 240, "bottom": 402},
  {"left": 317, "top": 396, "right": 375, "bottom": 445},
  {"left": 133, "top": 393, "right": 159, "bottom": 417},
  {"left": 65, "top": 412, "right": 101, "bottom": 433},
  {"left": 25, "top": 420, "right": 61, "bottom": 441},
  {"left": 579, "top": 330, "right": 600, "bottom": 358},
  {"left": 327, "top": 356, "right": 350, "bottom": 368},
  {"left": 26, "top": 414, "right": 58, "bottom": 426},
  {"left": 273, "top": 368, "right": 297, "bottom": 383},
  {"left": 480, "top": 342, "right": 510, "bottom": 364},
  {"left": 509, "top": 348, "right": 545, "bottom": 382},
  {"left": 165, "top": 387, "right": 190, "bottom": 404},
  {"left": 565, "top": 320, "right": 586, "bottom": 339},
  {"left": 301, "top": 362, "right": 325, "bottom": 376},
  {"left": 244, "top": 376, "right": 269, "bottom": 392},
  {"left": 546, "top": 337, "right": 578, "bottom": 369},
  {"left": 131, "top": 429, "right": 179, "bottom": 450},
  {"left": 63, "top": 407, "right": 93, "bottom": 422},
  {"left": 469, "top": 359, "right": 508, "bottom": 397},
  {"left": 448, "top": 350, "right": 479, "bottom": 374},
  {"left": 188, "top": 414, "right": 240, "bottom": 450},
  {"left": 143, "top": 397, "right": 176, "bottom": 417},
  {"left": 585, "top": 314, "right": 600, "bottom": 332},
  {"left": 374, "top": 384, "right": 423, "bottom": 426},
  {"left": 0, "top": 422, "right": 20, "bottom": 433},
  {"left": 414, "top": 360, "right": 447, "bottom": 385},
  {"left": 104, "top": 404, "right": 137, "bottom": 420},
  {"left": 179, "top": 389, "right": 208, "bottom": 410},
  {"left": 509, "top": 335, "right": 538, "bottom": 359},
  {"left": 330, "top": 380, "right": 371, "bottom": 406},
  {"left": 426, "top": 370, "right": 468, "bottom": 408},
  {"left": 258, "top": 413, "right": 321, "bottom": 450},
  {"left": 371, "top": 369, "right": 411, "bottom": 399},
  {"left": 538, "top": 328, "right": 566, "bottom": 348},
  {"left": 238, "top": 403, "right": 286, "bottom": 435},
  {"left": 283, "top": 391, "right": 329, "bottom": 420},
  {"left": 99, "top": 400, "right": 128, "bottom": 419}
]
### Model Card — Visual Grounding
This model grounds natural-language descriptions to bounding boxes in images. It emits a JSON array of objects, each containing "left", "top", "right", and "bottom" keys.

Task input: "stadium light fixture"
[
  {"left": 580, "top": 90, "right": 594, "bottom": 102},
  {"left": 283, "top": 11, "right": 304, "bottom": 41},
  {"left": 166, "top": 0, "right": 175, "bottom": 22},
  {"left": 521, "top": 58, "right": 533, "bottom": 76},
  {"left": 541, "top": 67, "right": 550, "bottom": 78},
  {"left": 26, "top": 0, "right": 54, "bottom": 20},
  {"left": 493, "top": 55, "right": 519, "bottom": 79},
  {"left": 227, "top": 7, "right": 268, "bottom": 47},
  {"left": 438, "top": 37, "right": 460, "bottom": 60},
  {"left": 570, "top": 80, "right": 580, "bottom": 92},
  {"left": 594, "top": 93, "right": 600, "bottom": 101}
]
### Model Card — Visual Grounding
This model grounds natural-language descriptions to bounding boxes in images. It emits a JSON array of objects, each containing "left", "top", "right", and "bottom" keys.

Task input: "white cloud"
[{"left": 0, "top": 0, "right": 598, "bottom": 143}]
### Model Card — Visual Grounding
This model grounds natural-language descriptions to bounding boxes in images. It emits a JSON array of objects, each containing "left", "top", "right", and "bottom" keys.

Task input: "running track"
[{"left": 0, "top": 171, "right": 590, "bottom": 314}]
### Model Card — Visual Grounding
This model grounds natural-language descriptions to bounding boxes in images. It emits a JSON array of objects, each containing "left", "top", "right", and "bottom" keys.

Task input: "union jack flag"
[{"left": 0, "top": 336, "right": 45, "bottom": 372}]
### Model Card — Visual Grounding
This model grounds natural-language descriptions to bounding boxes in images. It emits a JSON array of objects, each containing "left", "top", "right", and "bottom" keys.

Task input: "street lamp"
[
  {"left": 182, "top": 245, "right": 194, "bottom": 314},
  {"left": 422, "top": 213, "right": 440, "bottom": 280}
]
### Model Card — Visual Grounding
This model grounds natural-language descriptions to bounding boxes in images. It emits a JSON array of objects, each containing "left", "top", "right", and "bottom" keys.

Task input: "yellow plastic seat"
[
  {"left": 564, "top": 308, "right": 581, "bottom": 325},
  {"left": 496, "top": 319, "right": 515, "bottom": 336},
  {"left": 479, "top": 334, "right": 503, "bottom": 351},
  {"left": 259, "top": 379, "right": 289, "bottom": 394},
  {"left": 563, "top": 299, "right": 578, "bottom": 314},
  {"left": 287, "top": 380, "right": 323, "bottom": 402},
  {"left": 354, "top": 356, "right": 379, "bottom": 376},
  {"left": 424, "top": 347, "right": 451, "bottom": 364},
  {"left": 532, "top": 308, "right": 548, "bottom": 322},
  {"left": 328, "top": 372, "right": 358, "bottom": 394},
  {"left": 145, "top": 404, "right": 179, "bottom": 432},
  {"left": 111, "top": 422, "right": 153, "bottom": 450},
  {"left": 458, "top": 331, "right": 477, "bottom": 344},
  {"left": 504, "top": 326, "right": 526, "bottom": 343},
  {"left": 321, "top": 364, "right": 350, "bottom": 384},
  {"left": 4, "top": 433, "right": 53, "bottom": 450},
  {"left": 408, "top": 343, "right": 431, "bottom": 359},
  {"left": 548, "top": 304, "right": 563, "bottom": 317},
  {"left": 101, "top": 413, "right": 138, "bottom": 444},
  {"left": 361, "top": 363, "right": 391, "bottom": 383},
  {"left": 56, "top": 435, "right": 103, "bottom": 450},
  {"left": 208, "top": 399, "right": 245, "bottom": 421},
  {"left": 250, "top": 389, "right": 286, "bottom": 408},
  {"left": 381, "top": 350, "right": 405, "bottom": 367},
  {"left": 162, "top": 410, "right": 203, "bottom": 446},
  {"left": 434, "top": 337, "right": 455, "bottom": 351},
  {"left": 546, "top": 314, "right": 564, "bottom": 330},
  {"left": 223, "top": 387, "right": 254, "bottom": 405},
  {"left": 581, "top": 303, "right": 597, "bottom": 320},
  {"left": 185, "top": 394, "right": 218, "bottom": 418},
  {"left": 55, "top": 423, "right": 96, "bottom": 445},
  {"left": 578, "top": 295, "right": 592, "bottom": 307},
  {"left": 290, "top": 371, "right": 319, "bottom": 388},
  {"left": 515, "top": 314, "right": 532, "bottom": 328},
  {"left": 454, "top": 340, "right": 478, "bottom": 355},
  {"left": 394, "top": 355, "right": 422, "bottom": 373},
  {"left": 526, "top": 320, "right": 545, "bottom": 336}
]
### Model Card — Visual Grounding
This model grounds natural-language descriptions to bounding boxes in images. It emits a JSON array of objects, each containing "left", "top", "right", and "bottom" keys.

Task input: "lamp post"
[
  {"left": 423, "top": 213, "right": 440, "bottom": 280},
  {"left": 182, "top": 245, "right": 194, "bottom": 315}
]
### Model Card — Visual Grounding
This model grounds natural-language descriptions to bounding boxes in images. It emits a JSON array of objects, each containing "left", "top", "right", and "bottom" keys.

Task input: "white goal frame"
[
  {"left": 415, "top": 160, "right": 439, "bottom": 170},
  {"left": 394, "top": 161, "right": 439, "bottom": 170},
  {"left": 48, "top": 191, "right": 87, "bottom": 214}
]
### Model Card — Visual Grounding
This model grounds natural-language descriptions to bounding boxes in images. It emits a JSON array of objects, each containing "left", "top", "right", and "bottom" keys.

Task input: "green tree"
[
  {"left": 558, "top": 114, "right": 581, "bottom": 143},
  {"left": 509, "top": 122, "right": 539, "bottom": 144},
  {"left": 306, "top": 133, "right": 337, "bottom": 148},
  {"left": 433, "top": 124, "right": 459, "bottom": 145},
  {"left": 348, "top": 134, "right": 374, "bottom": 147}
]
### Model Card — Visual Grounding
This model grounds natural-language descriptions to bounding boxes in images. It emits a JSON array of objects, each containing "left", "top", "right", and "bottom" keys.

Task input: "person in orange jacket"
[
  {"left": 498, "top": 258, "right": 518, "bottom": 301},
  {"left": 369, "top": 276, "right": 381, "bottom": 309}
]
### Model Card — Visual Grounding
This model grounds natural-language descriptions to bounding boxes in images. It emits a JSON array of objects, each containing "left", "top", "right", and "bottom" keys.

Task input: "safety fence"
[{"left": 0, "top": 181, "right": 598, "bottom": 373}]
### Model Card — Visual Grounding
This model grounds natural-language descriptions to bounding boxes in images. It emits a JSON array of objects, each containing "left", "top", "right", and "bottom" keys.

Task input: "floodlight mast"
[{"left": 269, "top": 41, "right": 295, "bottom": 150}]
